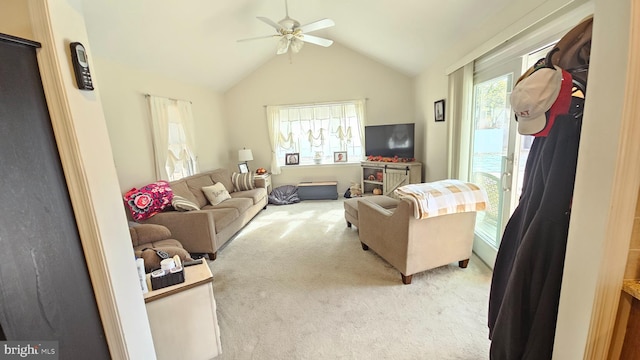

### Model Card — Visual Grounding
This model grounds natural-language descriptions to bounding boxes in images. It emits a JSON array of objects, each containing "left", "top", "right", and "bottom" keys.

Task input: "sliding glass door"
[
  {"left": 470, "top": 45, "right": 558, "bottom": 267},
  {"left": 470, "top": 58, "right": 525, "bottom": 267}
]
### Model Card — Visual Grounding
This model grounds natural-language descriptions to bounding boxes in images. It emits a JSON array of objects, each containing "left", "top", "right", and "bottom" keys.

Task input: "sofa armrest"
[{"left": 139, "top": 210, "right": 217, "bottom": 254}]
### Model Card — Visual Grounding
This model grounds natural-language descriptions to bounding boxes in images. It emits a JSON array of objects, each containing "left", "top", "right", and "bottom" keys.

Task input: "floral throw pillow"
[{"left": 124, "top": 180, "right": 174, "bottom": 221}]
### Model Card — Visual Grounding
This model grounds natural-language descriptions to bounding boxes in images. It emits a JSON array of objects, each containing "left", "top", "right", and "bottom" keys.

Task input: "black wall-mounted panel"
[{"left": 0, "top": 33, "right": 109, "bottom": 358}]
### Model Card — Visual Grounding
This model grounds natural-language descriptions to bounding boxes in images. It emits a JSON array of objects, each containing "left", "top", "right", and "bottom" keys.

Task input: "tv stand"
[{"left": 360, "top": 161, "right": 422, "bottom": 198}]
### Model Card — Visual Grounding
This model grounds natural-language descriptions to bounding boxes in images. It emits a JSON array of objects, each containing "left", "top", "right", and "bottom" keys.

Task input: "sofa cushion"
[
  {"left": 211, "top": 197, "right": 253, "bottom": 213},
  {"left": 186, "top": 175, "right": 215, "bottom": 208},
  {"left": 171, "top": 195, "right": 200, "bottom": 212},
  {"left": 124, "top": 181, "right": 173, "bottom": 221},
  {"left": 209, "top": 168, "right": 234, "bottom": 194},
  {"left": 232, "top": 172, "right": 255, "bottom": 191},
  {"left": 202, "top": 183, "right": 231, "bottom": 206},
  {"left": 204, "top": 208, "right": 240, "bottom": 233},
  {"left": 169, "top": 180, "right": 199, "bottom": 205},
  {"left": 231, "top": 188, "right": 267, "bottom": 205}
]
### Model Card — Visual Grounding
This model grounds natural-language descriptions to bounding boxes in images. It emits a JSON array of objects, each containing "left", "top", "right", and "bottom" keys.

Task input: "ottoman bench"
[{"left": 343, "top": 195, "right": 400, "bottom": 228}]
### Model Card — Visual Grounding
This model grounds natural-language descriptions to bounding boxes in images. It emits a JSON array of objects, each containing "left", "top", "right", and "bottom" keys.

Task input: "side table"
[
  {"left": 144, "top": 261, "right": 222, "bottom": 360},
  {"left": 254, "top": 173, "right": 272, "bottom": 194}
]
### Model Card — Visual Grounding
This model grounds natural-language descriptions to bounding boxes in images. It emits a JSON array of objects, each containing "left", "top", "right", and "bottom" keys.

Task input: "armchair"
[{"left": 358, "top": 198, "right": 477, "bottom": 284}]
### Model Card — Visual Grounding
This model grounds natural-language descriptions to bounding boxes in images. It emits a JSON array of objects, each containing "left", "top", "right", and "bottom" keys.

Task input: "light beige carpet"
[{"left": 209, "top": 199, "right": 492, "bottom": 359}]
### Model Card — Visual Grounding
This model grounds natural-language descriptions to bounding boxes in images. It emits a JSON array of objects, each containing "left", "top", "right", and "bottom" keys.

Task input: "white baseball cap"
[{"left": 511, "top": 65, "right": 562, "bottom": 135}]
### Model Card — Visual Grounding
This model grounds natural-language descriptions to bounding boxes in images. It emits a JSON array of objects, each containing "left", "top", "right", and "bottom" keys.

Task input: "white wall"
[
  {"left": 0, "top": 0, "right": 33, "bottom": 39},
  {"left": 224, "top": 42, "right": 415, "bottom": 192},
  {"left": 95, "top": 58, "right": 227, "bottom": 191}
]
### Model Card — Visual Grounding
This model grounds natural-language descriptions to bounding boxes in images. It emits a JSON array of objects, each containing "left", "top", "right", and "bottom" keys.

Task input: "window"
[
  {"left": 266, "top": 100, "right": 365, "bottom": 173},
  {"left": 147, "top": 95, "right": 198, "bottom": 181}
]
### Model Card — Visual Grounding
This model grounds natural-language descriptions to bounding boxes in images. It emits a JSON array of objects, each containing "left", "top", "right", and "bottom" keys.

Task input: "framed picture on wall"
[
  {"left": 285, "top": 153, "right": 300, "bottom": 165},
  {"left": 435, "top": 99, "right": 445, "bottom": 122}
]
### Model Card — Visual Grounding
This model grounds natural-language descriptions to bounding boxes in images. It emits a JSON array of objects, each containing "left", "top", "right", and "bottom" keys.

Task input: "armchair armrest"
[
  {"left": 140, "top": 210, "right": 217, "bottom": 254},
  {"left": 129, "top": 223, "right": 172, "bottom": 247},
  {"left": 358, "top": 199, "right": 414, "bottom": 272},
  {"left": 358, "top": 199, "right": 412, "bottom": 235}
]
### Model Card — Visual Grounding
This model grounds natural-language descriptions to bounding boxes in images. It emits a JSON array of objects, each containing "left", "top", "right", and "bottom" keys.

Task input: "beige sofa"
[
  {"left": 357, "top": 196, "right": 477, "bottom": 284},
  {"left": 138, "top": 169, "right": 268, "bottom": 260}
]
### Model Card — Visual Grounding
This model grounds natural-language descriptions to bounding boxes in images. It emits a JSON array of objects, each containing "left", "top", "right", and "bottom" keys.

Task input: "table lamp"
[{"left": 238, "top": 148, "right": 253, "bottom": 172}]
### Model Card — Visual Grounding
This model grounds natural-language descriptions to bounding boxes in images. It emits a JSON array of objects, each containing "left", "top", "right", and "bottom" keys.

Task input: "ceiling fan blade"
[
  {"left": 300, "top": 34, "right": 333, "bottom": 47},
  {"left": 276, "top": 37, "right": 290, "bottom": 55},
  {"left": 237, "top": 34, "right": 278, "bottom": 43},
  {"left": 299, "top": 18, "right": 335, "bottom": 33},
  {"left": 257, "top": 16, "right": 284, "bottom": 32}
]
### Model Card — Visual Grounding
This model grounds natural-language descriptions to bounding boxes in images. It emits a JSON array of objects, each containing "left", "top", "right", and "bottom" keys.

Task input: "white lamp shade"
[{"left": 238, "top": 148, "right": 253, "bottom": 162}]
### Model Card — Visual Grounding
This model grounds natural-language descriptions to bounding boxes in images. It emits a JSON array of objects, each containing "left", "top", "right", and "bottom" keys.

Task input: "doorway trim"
[
  {"left": 582, "top": 1, "right": 640, "bottom": 357},
  {"left": 28, "top": 1, "right": 128, "bottom": 358}
]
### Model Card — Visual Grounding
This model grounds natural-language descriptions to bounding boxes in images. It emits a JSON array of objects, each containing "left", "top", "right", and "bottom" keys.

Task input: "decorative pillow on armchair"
[
  {"left": 232, "top": 172, "right": 255, "bottom": 191},
  {"left": 124, "top": 180, "right": 173, "bottom": 221}
]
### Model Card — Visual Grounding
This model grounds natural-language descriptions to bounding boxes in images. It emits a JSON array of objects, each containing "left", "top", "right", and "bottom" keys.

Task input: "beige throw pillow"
[{"left": 202, "top": 183, "right": 231, "bottom": 206}]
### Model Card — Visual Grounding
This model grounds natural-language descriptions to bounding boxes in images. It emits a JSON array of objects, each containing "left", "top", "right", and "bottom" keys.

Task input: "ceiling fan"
[{"left": 238, "top": 0, "right": 335, "bottom": 55}]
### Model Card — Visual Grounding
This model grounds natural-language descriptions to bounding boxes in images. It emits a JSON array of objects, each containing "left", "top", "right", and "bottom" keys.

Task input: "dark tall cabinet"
[{"left": 0, "top": 33, "right": 109, "bottom": 357}]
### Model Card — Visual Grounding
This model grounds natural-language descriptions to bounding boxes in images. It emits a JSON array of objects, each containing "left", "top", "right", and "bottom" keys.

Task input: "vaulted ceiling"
[{"left": 81, "top": 0, "right": 514, "bottom": 92}]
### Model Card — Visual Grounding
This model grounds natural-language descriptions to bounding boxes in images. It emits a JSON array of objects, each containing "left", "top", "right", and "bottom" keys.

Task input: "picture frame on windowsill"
[
  {"left": 334, "top": 151, "right": 348, "bottom": 163},
  {"left": 285, "top": 153, "right": 300, "bottom": 165}
]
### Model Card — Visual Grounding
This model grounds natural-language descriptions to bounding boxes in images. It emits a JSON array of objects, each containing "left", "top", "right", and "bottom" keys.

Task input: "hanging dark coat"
[{"left": 488, "top": 110, "right": 582, "bottom": 359}]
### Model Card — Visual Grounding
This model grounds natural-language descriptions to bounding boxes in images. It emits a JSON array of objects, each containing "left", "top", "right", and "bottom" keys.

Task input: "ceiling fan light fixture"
[
  {"left": 276, "top": 37, "right": 290, "bottom": 55},
  {"left": 290, "top": 37, "right": 304, "bottom": 53}
]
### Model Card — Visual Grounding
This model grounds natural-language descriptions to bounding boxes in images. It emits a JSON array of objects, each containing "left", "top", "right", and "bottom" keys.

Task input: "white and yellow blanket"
[{"left": 394, "top": 179, "right": 488, "bottom": 220}]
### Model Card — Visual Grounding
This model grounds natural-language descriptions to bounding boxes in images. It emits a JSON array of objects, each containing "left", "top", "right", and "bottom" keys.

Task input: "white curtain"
[
  {"left": 266, "top": 106, "right": 282, "bottom": 175},
  {"left": 176, "top": 100, "right": 198, "bottom": 175},
  {"left": 148, "top": 96, "right": 172, "bottom": 180},
  {"left": 148, "top": 95, "right": 197, "bottom": 180},
  {"left": 354, "top": 100, "right": 366, "bottom": 147},
  {"left": 447, "top": 63, "right": 473, "bottom": 180},
  {"left": 266, "top": 99, "right": 365, "bottom": 171}
]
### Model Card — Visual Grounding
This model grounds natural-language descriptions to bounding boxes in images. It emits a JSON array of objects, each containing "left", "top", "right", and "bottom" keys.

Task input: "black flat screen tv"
[{"left": 365, "top": 123, "right": 415, "bottom": 159}]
